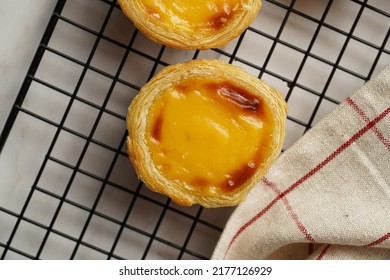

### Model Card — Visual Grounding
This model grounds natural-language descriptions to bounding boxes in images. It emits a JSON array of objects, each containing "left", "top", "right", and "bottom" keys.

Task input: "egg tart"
[
  {"left": 126, "top": 59, "right": 287, "bottom": 207},
  {"left": 118, "top": 0, "right": 262, "bottom": 49}
]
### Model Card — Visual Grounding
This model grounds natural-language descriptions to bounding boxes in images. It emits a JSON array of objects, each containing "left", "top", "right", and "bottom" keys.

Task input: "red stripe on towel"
[
  {"left": 346, "top": 98, "right": 390, "bottom": 152},
  {"left": 224, "top": 107, "right": 390, "bottom": 258},
  {"left": 365, "top": 232, "right": 390, "bottom": 247},
  {"left": 262, "top": 177, "right": 315, "bottom": 243},
  {"left": 316, "top": 244, "right": 332, "bottom": 260}
]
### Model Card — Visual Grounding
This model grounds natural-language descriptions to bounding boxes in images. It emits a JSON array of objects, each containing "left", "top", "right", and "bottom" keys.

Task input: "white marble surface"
[
  {"left": 0, "top": 0, "right": 389, "bottom": 260},
  {"left": 0, "top": 0, "right": 58, "bottom": 132},
  {"left": 0, "top": 0, "right": 227, "bottom": 259}
]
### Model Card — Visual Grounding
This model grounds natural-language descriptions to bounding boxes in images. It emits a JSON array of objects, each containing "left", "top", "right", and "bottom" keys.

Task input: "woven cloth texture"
[{"left": 212, "top": 65, "right": 390, "bottom": 260}]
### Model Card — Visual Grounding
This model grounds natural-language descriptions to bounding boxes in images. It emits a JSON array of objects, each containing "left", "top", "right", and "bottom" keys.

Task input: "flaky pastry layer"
[
  {"left": 126, "top": 59, "right": 287, "bottom": 207},
  {"left": 118, "top": 0, "right": 262, "bottom": 49}
]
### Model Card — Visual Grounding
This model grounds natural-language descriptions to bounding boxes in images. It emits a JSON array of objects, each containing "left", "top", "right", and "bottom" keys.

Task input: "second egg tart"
[
  {"left": 118, "top": 0, "right": 262, "bottom": 49},
  {"left": 127, "top": 59, "right": 287, "bottom": 207}
]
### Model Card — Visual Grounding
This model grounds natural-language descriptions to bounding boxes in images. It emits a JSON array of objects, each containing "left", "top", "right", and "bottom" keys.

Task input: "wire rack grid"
[{"left": 0, "top": 0, "right": 389, "bottom": 260}]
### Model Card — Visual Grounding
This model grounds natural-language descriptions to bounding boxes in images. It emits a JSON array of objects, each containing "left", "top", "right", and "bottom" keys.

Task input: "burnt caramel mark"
[
  {"left": 174, "top": 84, "right": 192, "bottom": 94},
  {"left": 145, "top": 5, "right": 162, "bottom": 20},
  {"left": 218, "top": 84, "right": 260, "bottom": 112},
  {"left": 224, "top": 161, "right": 258, "bottom": 191},
  {"left": 192, "top": 177, "right": 210, "bottom": 188},
  {"left": 207, "top": 6, "right": 235, "bottom": 29},
  {"left": 205, "top": 82, "right": 262, "bottom": 114},
  {"left": 152, "top": 114, "right": 163, "bottom": 142},
  {"left": 191, "top": 160, "right": 261, "bottom": 192},
  {"left": 175, "top": 80, "right": 262, "bottom": 115}
]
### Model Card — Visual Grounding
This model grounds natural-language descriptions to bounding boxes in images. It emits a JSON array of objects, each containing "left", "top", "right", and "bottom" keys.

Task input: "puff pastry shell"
[
  {"left": 126, "top": 59, "right": 287, "bottom": 207},
  {"left": 118, "top": 0, "right": 262, "bottom": 49}
]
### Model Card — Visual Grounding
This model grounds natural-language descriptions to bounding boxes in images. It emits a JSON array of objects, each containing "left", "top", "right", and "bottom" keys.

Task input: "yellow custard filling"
[
  {"left": 147, "top": 78, "right": 273, "bottom": 193},
  {"left": 141, "top": 0, "right": 242, "bottom": 31}
]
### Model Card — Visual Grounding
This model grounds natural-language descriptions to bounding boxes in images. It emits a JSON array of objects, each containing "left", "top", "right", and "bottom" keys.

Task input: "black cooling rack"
[{"left": 0, "top": 0, "right": 389, "bottom": 260}]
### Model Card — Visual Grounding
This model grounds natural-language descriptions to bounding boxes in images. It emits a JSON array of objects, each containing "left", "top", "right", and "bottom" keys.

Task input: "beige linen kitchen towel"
[{"left": 212, "top": 65, "right": 390, "bottom": 260}]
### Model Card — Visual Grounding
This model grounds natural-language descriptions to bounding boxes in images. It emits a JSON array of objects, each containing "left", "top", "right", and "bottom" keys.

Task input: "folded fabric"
[{"left": 212, "top": 65, "right": 390, "bottom": 260}]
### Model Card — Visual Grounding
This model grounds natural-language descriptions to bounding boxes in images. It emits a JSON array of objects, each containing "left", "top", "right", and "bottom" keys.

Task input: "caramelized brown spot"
[
  {"left": 223, "top": 161, "right": 258, "bottom": 191},
  {"left": 145, "top": 5, "right": 162, "bottom": 20},
  {"left": 206, "top": 82, "right": 262, "bottom": 113},
  {"left": 208, "top": 7, "right": 234, "bottom": 29},
  {"left": 192, "top": 177, "right": 210, "bottom": 188},
  {"left": 218, "top": 84, "right": 260, "bottom": 112},
  {"left": 152, "top": 114, "right": 163, "bottom": 142},
  {"left": 175, "top": 84, "right": 192, "bottom": 94}
]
